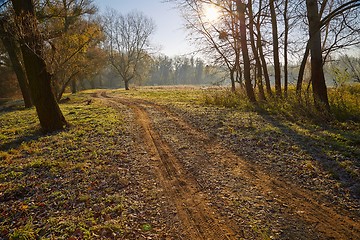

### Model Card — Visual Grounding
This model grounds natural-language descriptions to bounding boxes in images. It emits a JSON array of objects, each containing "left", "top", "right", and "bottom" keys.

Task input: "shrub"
[
  {"left": 202, "top": 88, "right": 254, "bottom": 111},
  {"left": 329, "top": 83, "right": 360, "bottom": 121}
]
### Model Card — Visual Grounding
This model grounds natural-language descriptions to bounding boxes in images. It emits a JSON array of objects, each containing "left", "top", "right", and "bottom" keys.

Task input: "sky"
[{"left": 93, "top": 0, "right": 195, "bottom": 57}]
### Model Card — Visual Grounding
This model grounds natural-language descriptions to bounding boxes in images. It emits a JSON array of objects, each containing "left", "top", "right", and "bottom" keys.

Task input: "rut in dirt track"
[
  {"left": 95, "top": 91, "right": 360, "bottom": 240},
  {"left": 96, "top": 91, "right": 237, "bottom": 240}
]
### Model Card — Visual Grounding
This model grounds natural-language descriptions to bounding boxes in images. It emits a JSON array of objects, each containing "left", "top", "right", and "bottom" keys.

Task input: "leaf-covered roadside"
[{"left": 0, "top": 94, "right": 134, "bottom": 239}]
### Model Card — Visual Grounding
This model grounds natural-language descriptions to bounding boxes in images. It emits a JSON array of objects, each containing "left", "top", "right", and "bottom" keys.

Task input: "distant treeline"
[
  {"left": 72, "top": 55, "right": 228, "bottom": 90},
  {"left": 53, "top": 53, "right": 360, "bottom": 91},
  {"left": 1, "top": 54, "right": 359, "bottom": 99}
]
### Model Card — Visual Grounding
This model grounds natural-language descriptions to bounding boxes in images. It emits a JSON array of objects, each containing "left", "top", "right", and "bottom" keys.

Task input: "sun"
[{"left": 203, "top": 4, "right": 220, "bottom": 23}]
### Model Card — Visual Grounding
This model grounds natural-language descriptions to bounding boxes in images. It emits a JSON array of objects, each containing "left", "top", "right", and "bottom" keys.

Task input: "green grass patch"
[
  {"left": 112, "top": 86, "right": 204, "bottom": 105},
  {"left": 0, "top": 93, "right": 131, "bottom": 239}
]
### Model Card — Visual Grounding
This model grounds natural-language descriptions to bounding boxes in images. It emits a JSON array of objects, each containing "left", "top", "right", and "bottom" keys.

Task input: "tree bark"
[
  {"left": 283, "top": 0, "right": 289, "bottom": 98},
  {"left": 0, "top": 18, "right": 33, "bottom": 108},
  {"left": 306, "top": 0, "right": 330, "bottom": 110},
  {"left": 71, "top": 79, "right": 77, "bottom": 94},
  {"left": 11, "top": 0, "right": 67, "bottom": 132},
  {"left": 124, "top": 79, "right": 130, "bottom": 90},
  {"left": 230, "top": 67, "right": 236, "bottom": 92},
  {"left": 248, "top": 0, "right": 265, "bottom": 101},
  {"left": 256, "top": 0, "right": 272, "bottom": 97},
  {"left": 270, "top": 0, "right": 282, "bottom": 97},
  {"left": 236, "top": 0, "right": 256, "bottom": 102},
  {"left": 296, "top": 42, "right": 310, "bottom": 96}
]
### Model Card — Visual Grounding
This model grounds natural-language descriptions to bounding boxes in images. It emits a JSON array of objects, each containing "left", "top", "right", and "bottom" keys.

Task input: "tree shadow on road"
[{"left": 254, "top": 107, "right": 360, "bottom": 199}]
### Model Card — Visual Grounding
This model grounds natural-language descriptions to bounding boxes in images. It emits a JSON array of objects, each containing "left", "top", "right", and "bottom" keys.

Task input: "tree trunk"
[
  {"left": 236, "top": 0, "right": 256, "bottom": 102},
  {"left": 230, "top": 67, "right": 236, "bottom": 92},
  {"left": 57, "top": 73, "right": 79, "bottom": 101},
  {"left": 71, "top": 79, "right": 77, "bottom": 94},
  {"left": 283, "top": 0, "right": 289, "bottom": 98},
  {"left": 124, "top": 79, "right": 130, "bottom": 90},
  {"left": 235, "top": 64, "right": 244, "bottom": 88},
  {"left": 255, "top": 0, "right": 272, "bottom": 97},
  {"left": 270, "top": 0, "right": 282, "bottom": 97},
  {"left": 306, "top": 0, "right": 330, "bottom": 110},
  {"left": 296, "top": 42, "right": 310, "bottom": 96},
  {"left": 0, "top": 18, "right": 33, "bottom": 108},
  {"left": 11, "top": 0, "right": 67, "bottom": 132},
  {"left": 248, "top": 0, "right": 266, "bottom": 101},
  {"left": 235, "top": 45, "right": 243, "bottom": 88}
]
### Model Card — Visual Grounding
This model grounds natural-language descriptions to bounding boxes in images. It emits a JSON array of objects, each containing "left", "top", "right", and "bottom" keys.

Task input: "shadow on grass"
[
  {"left": 0, "top": 100, "right": 25, "bottom": 115},
  {"left": 0, "top": 130, "right": 43, "bottom": 152},
  {"left": 255, "top": 107, "right": 360, "bottom": 199}
]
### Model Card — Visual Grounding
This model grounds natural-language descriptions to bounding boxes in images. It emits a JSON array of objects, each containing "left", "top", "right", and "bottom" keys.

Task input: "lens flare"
[{"left": 204, "top": 5, "right": 220, "bottom": 23}]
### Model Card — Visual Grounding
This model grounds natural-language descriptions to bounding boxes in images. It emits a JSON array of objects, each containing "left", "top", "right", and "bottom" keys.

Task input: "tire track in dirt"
[
  {"left": 147, "top": 101, "right": 360, "bottom": 239},
  {"left": 95, "top": 91, "right": 237, "bottom": 240},
  {"left": 95, "top": 91, "right": 360, "bottom": 239},
  {"left": 149, "top": 102, "right": 360, "bottom": 239}
]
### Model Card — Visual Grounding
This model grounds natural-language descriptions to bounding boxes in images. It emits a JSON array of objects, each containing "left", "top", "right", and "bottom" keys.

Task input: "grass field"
[
  {"left": 1, "top": 93, "right": 132, "bottom": 239},
  {"left": 1, "top": 86, "right": 359, "bottom": 239}
]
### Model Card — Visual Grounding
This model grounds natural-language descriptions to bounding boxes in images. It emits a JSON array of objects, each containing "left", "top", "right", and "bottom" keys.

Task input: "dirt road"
[{"left": 95, "top": 91, "right": 360, "bottom": 239}]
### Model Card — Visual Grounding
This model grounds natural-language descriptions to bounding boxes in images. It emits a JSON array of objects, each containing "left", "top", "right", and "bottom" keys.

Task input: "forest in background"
[
  {"left": 2, "top": 53, "right": 360, "bottom": 99},
  {"left": 0, "top": 0, "right": 359, "bottom": 132},
  {"left": 1, "top": 0, "right": 359, "bottom": 97}
]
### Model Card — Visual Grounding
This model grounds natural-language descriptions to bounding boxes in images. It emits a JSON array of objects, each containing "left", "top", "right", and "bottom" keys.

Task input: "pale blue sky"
[{"left": 94, "top": 0, "right": 194, "bottom": 57}]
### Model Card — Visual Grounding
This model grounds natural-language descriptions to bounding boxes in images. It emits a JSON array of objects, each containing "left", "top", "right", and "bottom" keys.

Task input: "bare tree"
[
  {"left": 254, "top": 0, "right": 273, "bottom": 97},
  {"left": 103, "top": 10, "right": 155, "bottom": 90},
  {"left": 236, "top": 0, "right": 256, "bottom": 102},
  {"left": 248, "top": 0, "right": 265, "bottom": 100},
  {"left": 176, "top": 0, "right": 276, "bottom": 100},
  {"left": 342, "top": 55, "right": 360, "bottom": 83},
  {"left": 269, "top": 0, "right": 281, "bottom": 97},
  {"left": 300, "top": 0, "right": 360, "bottom": 109},
  {"left": 173, "top": 0, "right": 359, "bottom": 108},
  {"left": 283, "top": 0, "right": 289, "bottom": 97},
  {"left": 297, "top": 0, "right": 360, "bottom": 96},
  {"left": 181, "top": 0, "right": 242, "bottom": 91},
  {"left": 306, "top": 0, "right": 329, "bottom": 110},
  {"left": 321, "top": 1, "right": 360, "bottom": 62}
]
